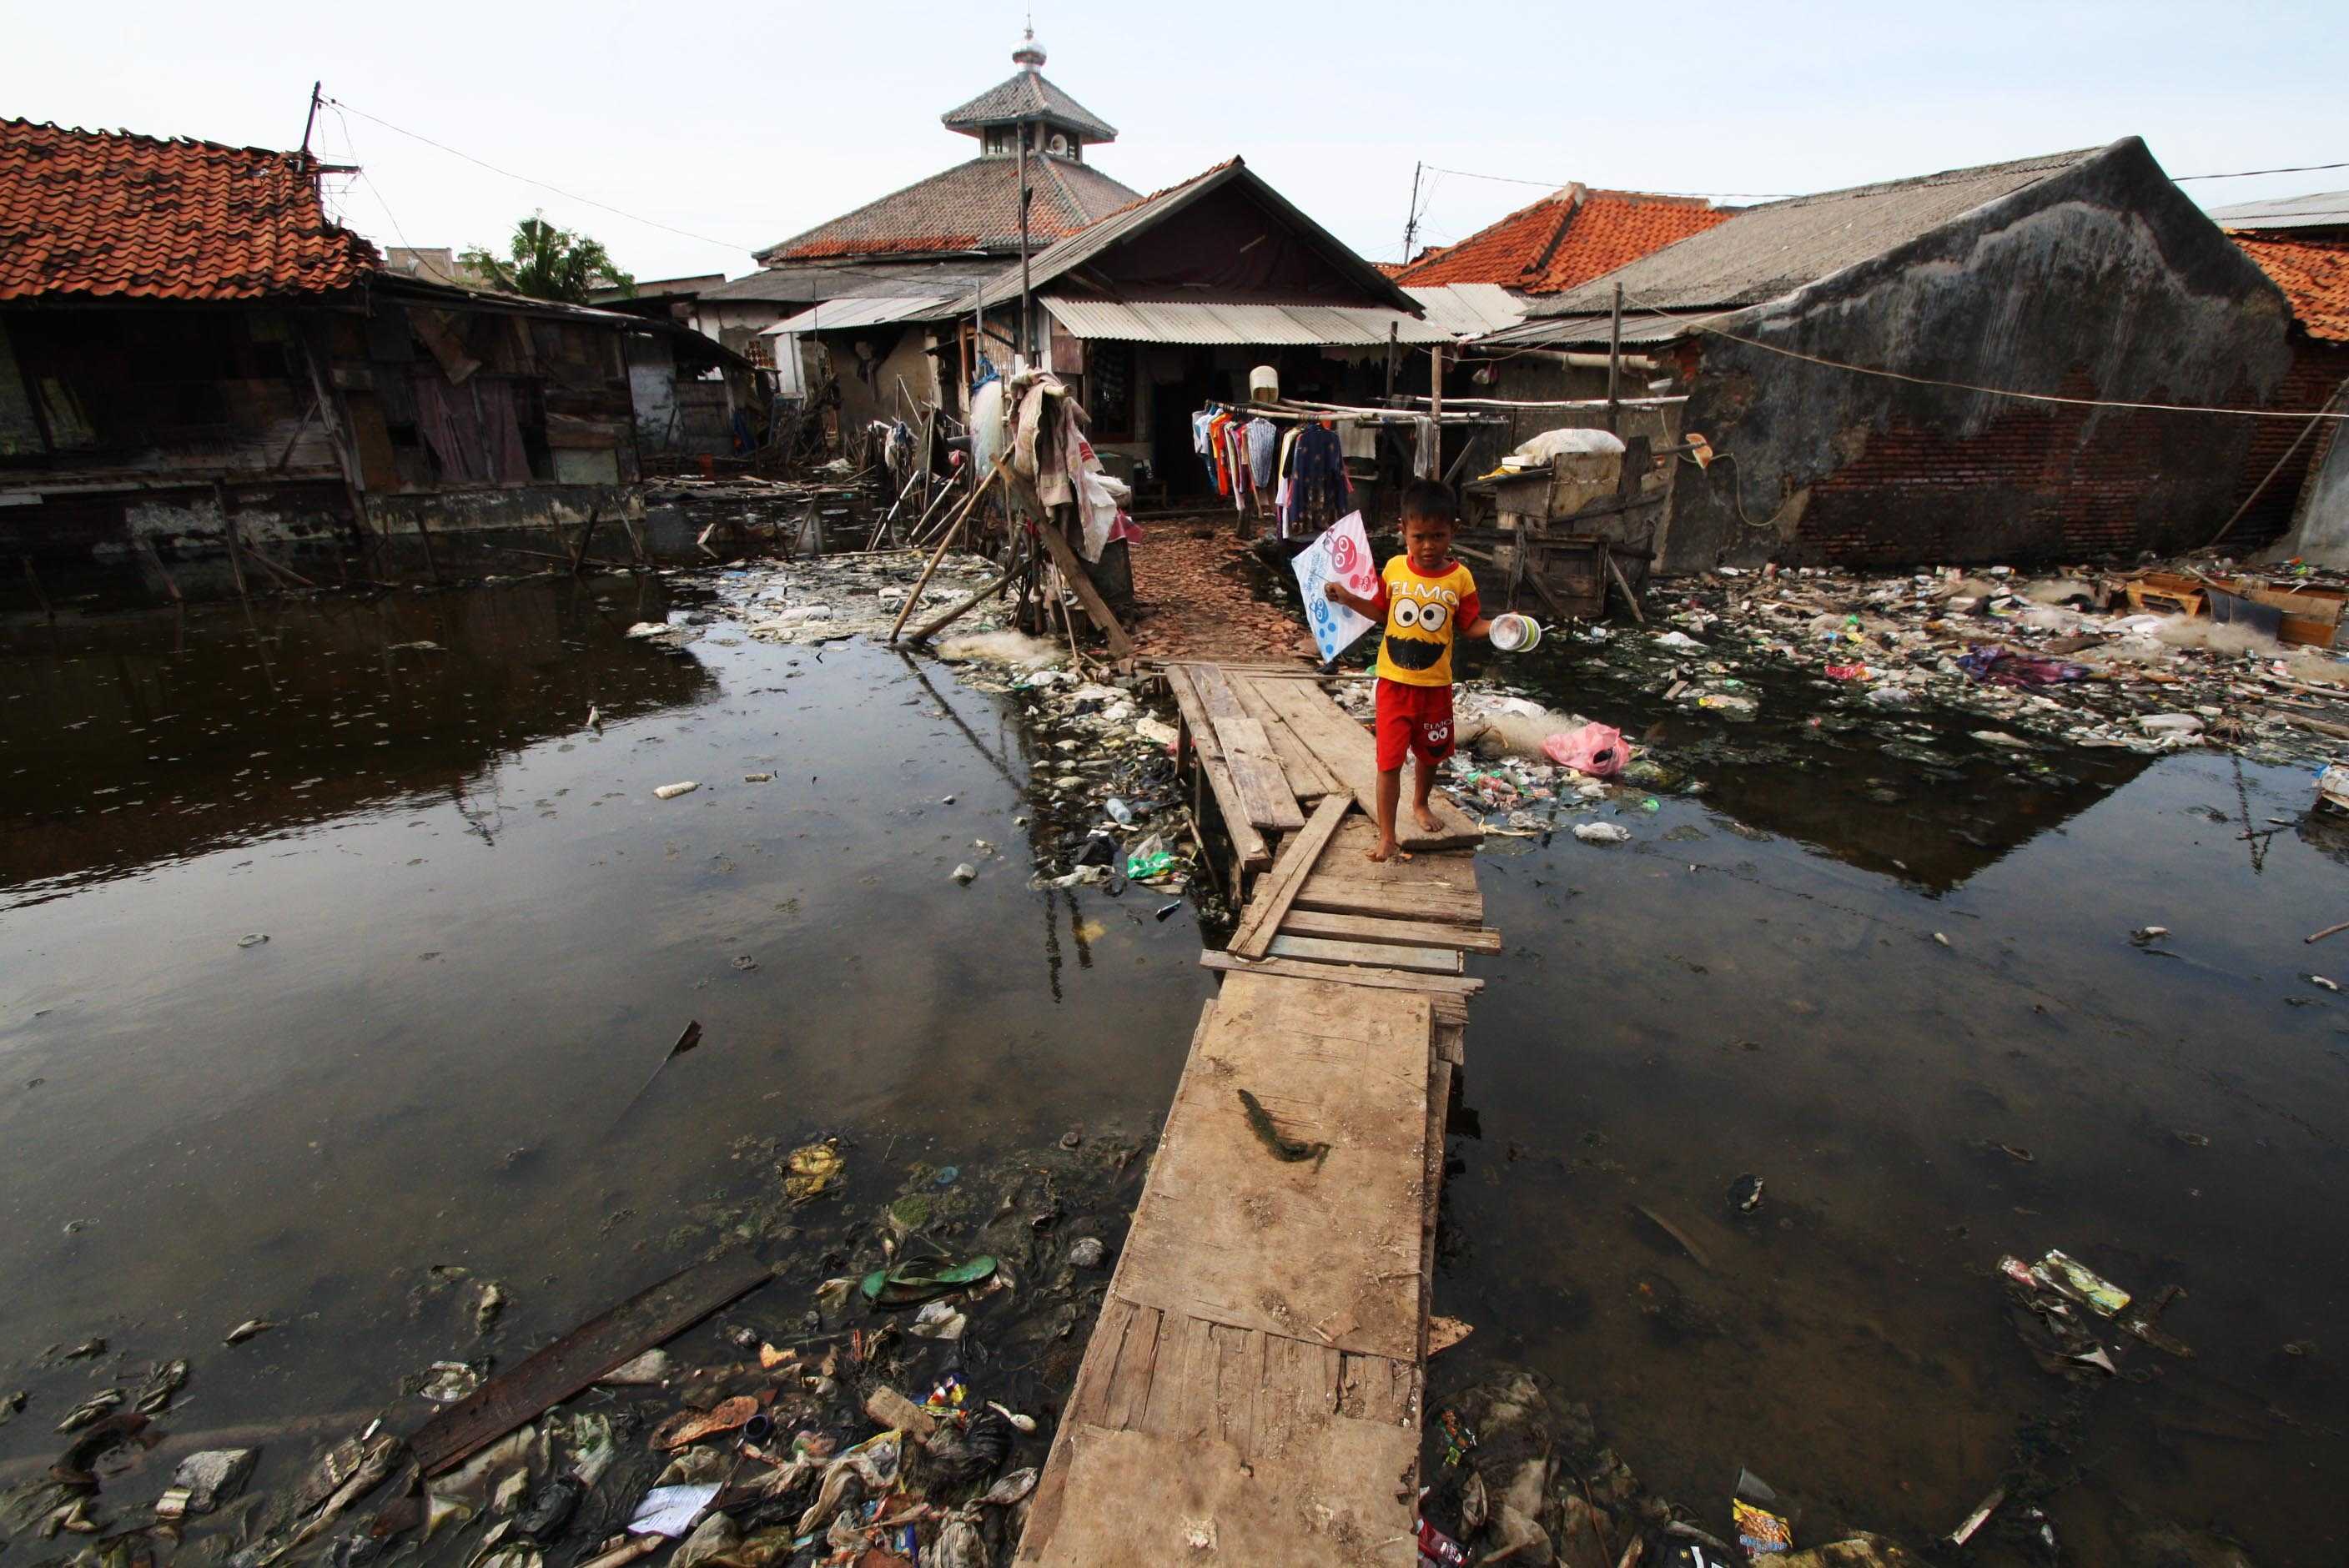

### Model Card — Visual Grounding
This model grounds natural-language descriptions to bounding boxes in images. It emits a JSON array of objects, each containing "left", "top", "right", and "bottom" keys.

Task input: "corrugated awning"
[
  {"left": 761, "top": 294, "right": 953, "bottom": 335},
  {"left": 1040, "top": 294, "right": 1452, "bottom": 346}
]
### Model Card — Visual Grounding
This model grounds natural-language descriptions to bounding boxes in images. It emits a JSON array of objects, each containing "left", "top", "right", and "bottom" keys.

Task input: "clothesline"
[
  {"left": 1379, "top": 392, "right": 1690, "bottom": 411},
  {"left": 1256, "top": 397, "right": 1507, "bottom": 426}
]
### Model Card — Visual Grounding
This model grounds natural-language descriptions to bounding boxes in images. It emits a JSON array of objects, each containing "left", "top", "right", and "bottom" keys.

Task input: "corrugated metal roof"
[
  {"left": 760, "top": 294, "right": 954, "bottom": 336},
  {"left": 1041, "top": 295, "right": 1451, "bottom": 346},
  {"left": 1524, "top": 144, "right": 2104, "bottom": 319},
  {"left": 700, "top": 260, "right": 1001, "bottom": 305},
  {"left": 1475, "top": 309, "right": 1706, "bottom": 350},
  {"left": 2209, "top": 189, "right": 2349, "bottom": 232},
  {"left": 1404, "top": 283, "right": 1529, "bottom": 338}
]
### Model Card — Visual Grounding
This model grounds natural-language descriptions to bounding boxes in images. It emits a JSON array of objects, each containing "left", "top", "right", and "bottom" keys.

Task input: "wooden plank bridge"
[{"left": 1016, "top": 665, "right": 1492, "bottom": 1565}]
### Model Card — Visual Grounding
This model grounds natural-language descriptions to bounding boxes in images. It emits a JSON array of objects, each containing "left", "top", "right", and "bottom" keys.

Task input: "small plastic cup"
[{"left": 1491, "top": 614, "right": 1542, "bottom": 653}]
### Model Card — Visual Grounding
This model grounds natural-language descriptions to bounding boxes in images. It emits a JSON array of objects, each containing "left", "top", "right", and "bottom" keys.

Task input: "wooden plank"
[
  {"left": 1110, "top": 972, "right": 1432, "bottom": 1360},
  {"left": 1164, "top": 670, "right": 1270, "bottom": 872},
  {"left": 1266, "top": 933, "right": 1465, "bottom": 976},
  {"left": 1227, "top": 796, "right": 1352, "bottom": 960},
  {"left": 1016, "top": 1417, "right": 1416, "bottom": 1566},
  {"left": 1210, "top": 714, "right": 1307, "bottom": 832},
  {"left": 1434, "top": 1021, "right": 1466, "bottom": 1068},
  {"left": 1294, "top": 876, "right": 1483, "bottom": 926},
  {"left": 1038, "top": 517, "right": 1134, "bottom": 656},
  {"left": 1280, "top": 908, "right": 1503, "bottom": 954},
  {"left": 1187, "top": 665, "right": 1254, "bottom": 725},
  {"left": 1321, "top": 818, "right": 1482, "bottom": 883},
  {"left": 408, "top": 1249, "right": 775, "bottom": 1475},
  {"left": 1250, "top": 677, "right": 1481, "bottom": 851},
  {"left": 1227, "top": 671, "right": 1342, "bottom": 799},
  {"left": 1200, "top": 949, "right": 1483, "bottom": 1002}
]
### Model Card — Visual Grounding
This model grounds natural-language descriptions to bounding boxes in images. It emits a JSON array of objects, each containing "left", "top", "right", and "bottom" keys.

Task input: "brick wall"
[{"left": 2222, "top": 337, "right": 2349, "bottom": 550}]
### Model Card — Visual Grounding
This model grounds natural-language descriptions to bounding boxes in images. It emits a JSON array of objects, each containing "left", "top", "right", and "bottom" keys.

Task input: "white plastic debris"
[
  {"left": 653, "top": 781, "right": 699, "bottom": 800},
  {"left": 1572, "top": 822, "right": 1632, "bottom": 845}
]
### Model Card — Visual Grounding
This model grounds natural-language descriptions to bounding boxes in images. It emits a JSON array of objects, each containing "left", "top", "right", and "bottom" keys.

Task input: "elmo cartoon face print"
[{"left": 1374, "top": 558, "right": 1477, "bottom": 688}]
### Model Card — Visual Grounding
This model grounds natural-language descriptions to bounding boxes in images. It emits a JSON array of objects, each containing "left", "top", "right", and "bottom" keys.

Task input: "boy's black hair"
[{"left": 1398, "top": 479, "right": 1459, "bottom": 527}]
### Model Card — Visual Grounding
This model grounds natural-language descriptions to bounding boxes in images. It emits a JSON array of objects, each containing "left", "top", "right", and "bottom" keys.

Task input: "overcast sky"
[{"left": 6, "top": 2, "right": 2342, "bottom": 284}]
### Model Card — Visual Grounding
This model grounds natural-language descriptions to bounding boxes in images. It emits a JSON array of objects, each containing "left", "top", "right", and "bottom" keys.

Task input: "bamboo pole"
[{"left": 886, "top": 455, "right": 1011, "bottom": 643}]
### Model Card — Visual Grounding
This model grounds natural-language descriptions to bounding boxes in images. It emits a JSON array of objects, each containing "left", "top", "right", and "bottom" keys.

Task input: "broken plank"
[
  {"left": 1037, "top": 519, "right": 1134, "bottom": 657},
  {"left": 1212, "top": 714, "right": 1307, "bottom": 832},
  {"left": 1265, "top": 933, "right": 1464, "bottom": 976},
  {"left": 1200, "top": 948, "right": 1482, "bottom": 1000},
  {"left": 1293, "top": 876, "right": 1483, "bottom": 926},
  {"left": 409, "top": 1249, "right": 774, "bottom": 1475},
  {"left": 1228, "top": 795, "right": 1353, "bottom": 959},
  {"left": 1279, "top": 907, "right": 1502, "bottom": 954},
  {"left": 1250, "top": 677, "right": 1481, "bottom": 849},
  {"left": 1226, "top": 671, "right": 1342, "bottom": 798}
]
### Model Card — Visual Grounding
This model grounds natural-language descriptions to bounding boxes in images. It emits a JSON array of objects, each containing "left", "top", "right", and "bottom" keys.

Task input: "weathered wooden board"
[
  {"left": 1293, "top": 875, "right": 1484, "bottom": 926},
  {"left": 1227, "top": 671, "right": 1343, "bottom": 799},
  {"left": 1249, "top": 678, "right": 1481, "bottom": 850},
  {"left": 409, "top": 1249, "right": 774, "bottom": 1475},
  {"left": 1199, "top": 950, "right": 1481, "bottom": 1008},
  {"left": 1228, "top": 796, "right": 1352, "bottom": 960},
  {"left": 1279, "top": 908, "right": 1503, "bottom": 954},
  {"left": 1111, "top": 972, "right": 1432, "bottom": 1361},
  {"left": 1213, "top": 714, "right": 1307, "bottom": 832},
  {"left": 1322, "top": 816, "right": 1484, "bottom": 877},
  {"left": 1037, "top": 520, "right": 1134, "bottom": 656},
  {"left": 1164, "top": 669, "right": 1271, "bottom": 872},
  {"left": 1266, "top": 933, "right": 1464, "bottom": 976},
  {"left": 1017, "top": 1414, "right": 1416, "bottom": 1566}
]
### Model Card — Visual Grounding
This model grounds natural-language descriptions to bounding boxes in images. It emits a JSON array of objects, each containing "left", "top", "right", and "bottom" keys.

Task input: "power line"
[
  {"left": 324, "top": 95, "right": 757, "bottom": 255},
  {"left": 2174, "top": 160, "right": 2349, "bottom": 182},
  {"left": 1607, "top": 283, "right": 2349, "bottom": 421}
]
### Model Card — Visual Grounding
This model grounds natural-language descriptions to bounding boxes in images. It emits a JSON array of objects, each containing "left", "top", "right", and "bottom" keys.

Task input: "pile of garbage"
[
  {"left": 0, "top": 1130, "right": 1148, "bottom": 1568},
  {"left": 696, "top": 554, "right": 1013, "bottom": 651},
  {"left": 1417, "top": 1365, "right": 1926, "bottom": 1568},
  {"left": 1616, "top": 561, "right": 2349, "bottom": 766}
]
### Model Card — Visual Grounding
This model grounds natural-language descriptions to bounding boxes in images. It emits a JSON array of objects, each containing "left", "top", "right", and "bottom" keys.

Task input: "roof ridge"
[
  {"left": 2, "top": 116, "right": 315, "bottom": 167},
  {"left": 1748, "top": 147, "right": 2100, "bottom": 212}
]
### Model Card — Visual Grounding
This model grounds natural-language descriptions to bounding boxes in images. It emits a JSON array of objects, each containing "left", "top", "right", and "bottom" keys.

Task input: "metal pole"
[
  {"left": 1401, "top": 160, "right": 1422, "bottom": 266},
  {"left": 1017, "top": 123, "right": 1034, "bottom": 366},
  {"left": 1426, "top": 344, "right": 1443, "bottom": 480},
  {"left": 1385, "top": 322, "right": 1398, "bottom": 403},
  {"left": 299, "top": 81, "right": 321, "bottom": 165},
  {"left": 1606, "top": 281, "right": 1623, "bottom": 435}
]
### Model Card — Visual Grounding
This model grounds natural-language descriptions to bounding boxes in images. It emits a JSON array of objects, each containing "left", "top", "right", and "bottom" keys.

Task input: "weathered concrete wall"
[
  {"left": 2266, "top": 383, "right": 2349, "bottom": 565},
  {"left": 1661, "top": 138, "right": 2296, "bottom": 571}
]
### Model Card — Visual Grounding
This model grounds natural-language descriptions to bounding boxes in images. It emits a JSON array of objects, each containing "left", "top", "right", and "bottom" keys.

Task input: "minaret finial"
[{"left": 1014, "top": 13, "right": 1046, "bottom": 69}]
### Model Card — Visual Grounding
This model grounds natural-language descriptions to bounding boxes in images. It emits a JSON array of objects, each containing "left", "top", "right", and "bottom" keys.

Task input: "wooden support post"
[
  {"left": 138, "top": 536, "right": 183, "bottom": 602},
  {"left": 903, "top": 560, "right": 1019, "bottom": 643},
  {"left": 1604, "top": 546, "right": 1647, "bottom": 626},
  {"left": 888, "top": 454, "right": 1011, "bottom": 642},
  {"left": 570, "top": 505, "right": 603, "bottom": 575},
  {"left": 23, "top": 555, "right": 54, "bottom": 621},
  {"left": 214, "top": 482, "right": 252, "bottom": 602},
  {"left": 1606, "top": 280, "right": 1623, "bottom": 435},
  {"left": 1034, "top": 519, "right": 1133, "bottom": 658}
]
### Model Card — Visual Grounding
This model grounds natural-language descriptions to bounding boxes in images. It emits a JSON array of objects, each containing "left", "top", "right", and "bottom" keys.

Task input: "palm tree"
[{"left": 461, "top": 214, "right": 633, "bottom": 304}]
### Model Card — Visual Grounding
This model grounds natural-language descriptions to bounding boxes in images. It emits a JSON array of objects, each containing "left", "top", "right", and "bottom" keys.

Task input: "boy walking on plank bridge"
[{"left": 1322, "top": 480, "right": 1491, "bottom": 862}]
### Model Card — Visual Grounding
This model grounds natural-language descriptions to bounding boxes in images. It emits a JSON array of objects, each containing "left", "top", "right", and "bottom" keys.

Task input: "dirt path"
[{"left": 1126, "top": 514, "right": 1319, "bottom": 665}]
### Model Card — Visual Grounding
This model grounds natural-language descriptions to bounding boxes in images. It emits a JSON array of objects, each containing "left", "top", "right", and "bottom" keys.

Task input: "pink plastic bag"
[{"left": 1543, "top": 721, "right": 1626, "bottom": 779}]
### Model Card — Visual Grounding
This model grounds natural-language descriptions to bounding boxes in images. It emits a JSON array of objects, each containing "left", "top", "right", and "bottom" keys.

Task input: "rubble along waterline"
[{"left": 3, "top": 568, "right": 2346, "bottom": 1565}]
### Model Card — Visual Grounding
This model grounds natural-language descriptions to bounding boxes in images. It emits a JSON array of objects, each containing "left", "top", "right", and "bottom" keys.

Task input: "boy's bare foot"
[
  {"left": 1411, "top": 803, "right": 1444, "bottom": 834},
  {"left": 1366, "top": 837, "right": 1412, "bottom": 863}
]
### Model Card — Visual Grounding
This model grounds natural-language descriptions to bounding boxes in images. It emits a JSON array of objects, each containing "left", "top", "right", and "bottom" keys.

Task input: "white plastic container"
[{"left": 1489, "top": 613, "right": 1542, "bottom": 653}]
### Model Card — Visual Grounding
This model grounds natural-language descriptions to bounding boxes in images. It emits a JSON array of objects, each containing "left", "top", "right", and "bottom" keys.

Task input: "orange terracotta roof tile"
[
  {"left": 2230, "top": 232, "right": 2349, "bottom": 343},
  {"left": 1395, "top": 185, "right": 1731, "bottom": 294},
  {"left": 0, "top": 118, "right": 377, "bottom": 301}
]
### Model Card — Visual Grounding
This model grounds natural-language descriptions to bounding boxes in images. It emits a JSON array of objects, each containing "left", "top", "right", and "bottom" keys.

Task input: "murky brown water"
[
  {"left": 4, "top": 574, "right": 2346, "bottom": 1564},
  {"left": 0, "top": 573, "right": 1211, "bottom": 1468}
]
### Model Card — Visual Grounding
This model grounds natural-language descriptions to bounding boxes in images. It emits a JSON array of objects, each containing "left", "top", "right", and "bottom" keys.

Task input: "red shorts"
[{"left": 1374, "top": 679, "right": 1456, "bottom": 771}]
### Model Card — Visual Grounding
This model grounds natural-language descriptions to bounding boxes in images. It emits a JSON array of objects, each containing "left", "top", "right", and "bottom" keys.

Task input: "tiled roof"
[
  {"left": 0, "top": 118, "right": 377, "bottom": 301},
  {"left": 754, "top": 155, "right": 1139, "bottom": 265},
  {"left": 942, "top": 70, "right": 1117, "bottom": 143},
  {"left": 2230, "top": 234, "right": 2349, "bottom": 342},
  {"left": 1526, "top": 146, "right": 2100, "bottom": 318},
  {"left": 1396, "top": 187, "right": 1730, "bottom": 294}
]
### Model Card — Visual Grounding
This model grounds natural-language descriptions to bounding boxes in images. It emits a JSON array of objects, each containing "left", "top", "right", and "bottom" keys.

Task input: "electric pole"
[{"left": 1400, "top": 161, "right": 1422, "bottom": 267}]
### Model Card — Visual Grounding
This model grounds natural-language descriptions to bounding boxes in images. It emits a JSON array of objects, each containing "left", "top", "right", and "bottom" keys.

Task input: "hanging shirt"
[
  {"left": 1369, "top": 556, "right": 1480, "bottom": 689},
  {"left": 1245, "top": 418, "right": 1279, "bottom": 487}
]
